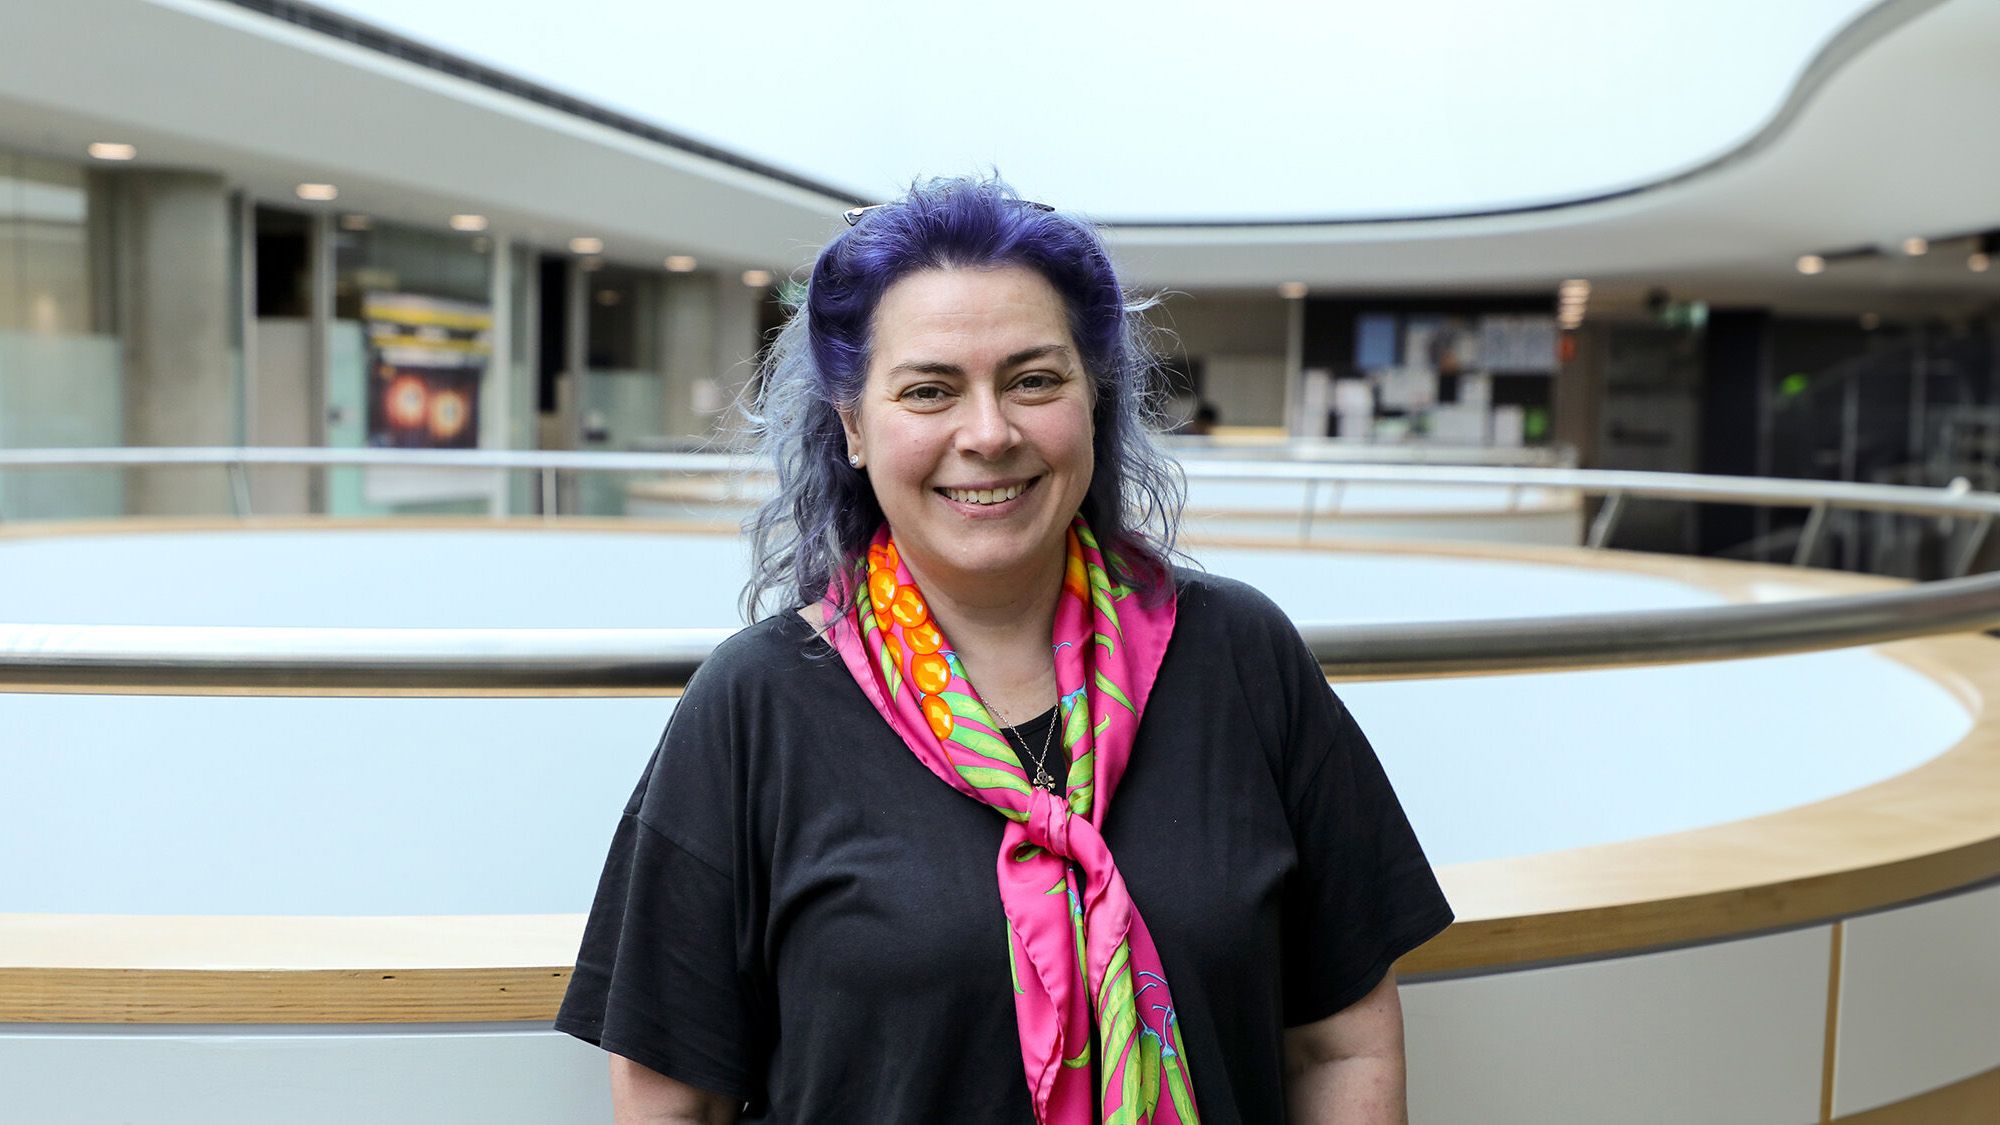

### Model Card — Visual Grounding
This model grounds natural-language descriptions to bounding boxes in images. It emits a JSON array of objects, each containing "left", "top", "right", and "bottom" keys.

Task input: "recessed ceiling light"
[
  {"left": 295, "top": 183, "right": 338, "bottom": 202},
  {"left": 664, "top": 255, "right": 698, "bottom": 273},
  {"left": 1970, "top": 252, "right": 1992, "bottom": 273},
  {"left": 449, "top": 214, "right": 488, "bottom": 232},
  {"left": 569, "top": 236, "right": 604, "bottom": 255},
  {"left": 1277, "top": 282, "right": 1308, "bottom": 300},
  {"left": 1902, "top": 237, "right": 1929, "bottom": 256},
  {"left": 1796, "top": 255, "right": 1826, "bottom": 275},
  {"left": 338, "top": 213, "right": 372, "bottom": 232},
  {"left": 86, "top": 142, "right": 137, "bottom": 161},
  {"left": 742, "top": 269, "right": 774, "bottom": 288}
]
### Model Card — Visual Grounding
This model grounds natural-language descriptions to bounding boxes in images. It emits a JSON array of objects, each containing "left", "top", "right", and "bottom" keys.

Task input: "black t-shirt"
[{"left": 556, "top": 569, "right": 1453, "bottom": 1122}]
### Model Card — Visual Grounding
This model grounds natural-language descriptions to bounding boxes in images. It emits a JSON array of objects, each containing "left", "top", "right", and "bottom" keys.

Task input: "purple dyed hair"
[{"left": 740, "top": 175, "right": 1183, "bottom": 622}]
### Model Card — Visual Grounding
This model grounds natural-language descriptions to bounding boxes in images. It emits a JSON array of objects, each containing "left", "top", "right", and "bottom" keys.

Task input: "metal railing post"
[
  {"left": 1587, "top": 492, "right": 1626, "bottom": 549},
  {"left": 227, "top": 460, "right": 253, "bottom": 518},
  {"left": 540, "top": 467, "right": 558, "bottom": 518},
  {"left": 1794, "top": 502, "right": 1830, "bottom": 567},
  {"left": 1951, "top": 514, "right": 1993, "bottom": 578}
]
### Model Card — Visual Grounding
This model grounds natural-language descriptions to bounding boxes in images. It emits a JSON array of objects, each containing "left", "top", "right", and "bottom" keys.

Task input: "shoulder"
[
  {"left": 635, "top": 609, "right": 844, "bottom": 838},
  {"left": 1159, "top": 565, "right": 1335, "bottom": 753},
  {"left": 683, "top": 608, "right": 833, "bottom": 701},
  {"left": 665, "top": 609, "right": 845, "bottom": 756},
  {"left": 1169, "top": 565, "right": 1300, "bottom": 648}
]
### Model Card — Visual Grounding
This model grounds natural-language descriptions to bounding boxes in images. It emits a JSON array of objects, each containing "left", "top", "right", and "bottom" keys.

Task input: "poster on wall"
[
  {"left": 363, "top": 292, "right": 492, "bottom": 449},
  {"left": 1403, "top": 316, "right": 1480, "bottom": 377},
  {"left": 1476, "top": 314, "right": 1559, "bottom": 372}
]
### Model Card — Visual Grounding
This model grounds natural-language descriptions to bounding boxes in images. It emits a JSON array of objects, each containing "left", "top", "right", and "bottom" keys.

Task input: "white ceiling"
[
  {"left": 310, "top": 0, "right": 1873, "bottom": 224},
  {"left": 0, "top": 0, "right": 1993, "bottom": 314}
]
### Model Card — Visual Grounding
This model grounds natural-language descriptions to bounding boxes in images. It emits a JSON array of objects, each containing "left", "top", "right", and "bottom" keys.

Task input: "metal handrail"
[
  {"left": 4, "top": 568, "right": 2000, "bottom": 691},
  {"left": 5, "top": 446, "right": 1998, "bottom": 519},
  {"left": 2, "top": 448, "right": 1998, "bottom": 690}
]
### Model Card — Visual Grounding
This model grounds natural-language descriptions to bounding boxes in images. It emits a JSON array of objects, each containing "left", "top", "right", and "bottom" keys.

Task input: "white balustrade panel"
[
  {"left": 1403, "top": 926, "right": 1831, "bottom": 1124},
  {"left": 0, "top": 1024, "right": 610, "bottom": 1125},
  {"left": 1834, "top": 881, "right": 2000, "bottom": 1116}
]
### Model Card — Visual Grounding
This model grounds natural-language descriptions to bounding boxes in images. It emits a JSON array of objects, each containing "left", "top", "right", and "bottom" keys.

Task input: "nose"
[{"left": 955, "top": 384, "right": 1019, "bottom": 459}]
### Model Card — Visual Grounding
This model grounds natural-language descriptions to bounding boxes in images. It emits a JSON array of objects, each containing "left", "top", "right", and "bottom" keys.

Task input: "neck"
[{"left": 902, "top": 546, "right": 1066, "bottom": 720}]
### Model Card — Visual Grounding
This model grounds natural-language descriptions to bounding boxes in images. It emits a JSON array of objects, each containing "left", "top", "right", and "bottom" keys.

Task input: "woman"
[{"left": 557, "top": 177, "right": 1453, "bottom": 1123}]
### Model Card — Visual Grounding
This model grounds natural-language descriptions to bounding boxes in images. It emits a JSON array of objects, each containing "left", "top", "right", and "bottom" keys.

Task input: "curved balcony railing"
[{"left": 1, "top": 447, "right": 1997, "bottom": 690}]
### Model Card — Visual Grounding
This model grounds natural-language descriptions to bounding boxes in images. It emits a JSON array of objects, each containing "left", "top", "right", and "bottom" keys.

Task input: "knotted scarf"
[{"left": 823, "top": 516, "right": 1199, "bottom": 1124}]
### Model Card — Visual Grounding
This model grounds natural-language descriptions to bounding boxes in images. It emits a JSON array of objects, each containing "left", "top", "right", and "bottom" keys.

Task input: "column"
[{"left": 105, "top": 170, "right": 234, "bottom": 515}]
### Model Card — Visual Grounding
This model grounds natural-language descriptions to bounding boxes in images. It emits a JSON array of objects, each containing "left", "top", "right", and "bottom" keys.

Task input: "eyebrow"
[{"left": 885, "top": 344, "right": 1072, "bottom": 379}]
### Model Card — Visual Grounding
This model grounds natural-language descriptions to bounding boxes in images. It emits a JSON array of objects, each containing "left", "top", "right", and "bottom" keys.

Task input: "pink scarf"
[{"left": 823, "top": 517, "right": 1199, "bottom": 1123}]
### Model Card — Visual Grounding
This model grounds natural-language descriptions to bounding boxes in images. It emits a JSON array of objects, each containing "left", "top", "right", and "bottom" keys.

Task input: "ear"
[{"left": 838, "top": 404, "right": 864, "bottom": 468}]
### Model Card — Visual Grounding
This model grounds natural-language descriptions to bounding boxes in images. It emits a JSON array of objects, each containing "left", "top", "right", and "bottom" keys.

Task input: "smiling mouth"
[{"left": 937, "top": 477, "right": 1041, "bottom": 506}]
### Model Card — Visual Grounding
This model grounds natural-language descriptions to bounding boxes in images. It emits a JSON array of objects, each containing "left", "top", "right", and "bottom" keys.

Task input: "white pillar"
[
  {"left": 656, "top": 272, "right": 715, "bottom": 441},
  {"left": 711, "top": 275, "right": 763, "bottom": 435},
  {"left": 106, "top": 170, "right": 234, "bottom": 515}
]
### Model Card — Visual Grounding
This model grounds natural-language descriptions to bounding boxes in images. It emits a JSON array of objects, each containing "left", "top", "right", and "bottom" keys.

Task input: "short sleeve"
[
  {"left": 1278, "top": 638, "right": 1454, "bottom": 1027},
  {"left": 555, "top": 662, "right": 771, "bottom": 1104}
]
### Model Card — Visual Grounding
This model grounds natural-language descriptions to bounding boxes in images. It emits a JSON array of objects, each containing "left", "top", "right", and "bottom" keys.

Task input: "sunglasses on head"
[{"left": 842, "top": 199, "right": 1057, "bottom": 227}]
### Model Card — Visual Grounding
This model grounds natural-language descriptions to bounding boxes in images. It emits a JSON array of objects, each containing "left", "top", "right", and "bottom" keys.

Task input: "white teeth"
[{"left": 944, "top": 481, "right": 1030, "bottom": 505}]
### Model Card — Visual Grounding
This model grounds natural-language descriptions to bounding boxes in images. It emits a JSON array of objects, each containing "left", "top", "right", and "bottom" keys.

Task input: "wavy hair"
[{"left": 740, "top": 175, "right": 1183, "bottom": 622}]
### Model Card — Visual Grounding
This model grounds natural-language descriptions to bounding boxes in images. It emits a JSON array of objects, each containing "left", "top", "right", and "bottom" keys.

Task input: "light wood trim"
[
  {"left": 1218, "top": 535, "right": 2000, "bottom": 976},
  {"left": 0, "top": 966, "right": 570, "bottom": 1023},
  {"left": 1180, "top": 530, "right": 1915, "bottom": 598},
  {"left": 6, "top": 518, "right": 2000, "bottom": 1018},
  {"left": 0, "top": 914, "right": 587, "bottom": 1023},
  {"left": 0, "top": 682, "right": 686, "bottom": 699},
  {"left": 1186, "top": 503, "right": 1578, "bottom": 522},
  {"left": 1403, "top": 631, "right": 2000, "bottom": 970},
  {"left": 1822, "top": 921, "right": 1844, "bottom": 1123},
  {"left": 0, "top": 515, "right": 744, "bottom": 540},
  {"left": 1832, "top": 1063, "right": 2000, "bottom": 1123},
  {"left": 0, "top": 914, "right": 585, "bottom": 970}
]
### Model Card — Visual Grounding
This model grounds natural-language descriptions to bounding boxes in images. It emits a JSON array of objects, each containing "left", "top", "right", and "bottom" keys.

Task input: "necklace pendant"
[{"left": 1032, "top": 767, "right": 1056, "bottom": 793}]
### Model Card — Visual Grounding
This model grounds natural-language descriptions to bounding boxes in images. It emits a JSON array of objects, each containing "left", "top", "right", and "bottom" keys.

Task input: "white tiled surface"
[
  {"left": 1404, "top": 926, "right": 1831, "bottom": 1124},
  {"left": 1835, "top": 881, "right": 2000, "bottom": 1116}
]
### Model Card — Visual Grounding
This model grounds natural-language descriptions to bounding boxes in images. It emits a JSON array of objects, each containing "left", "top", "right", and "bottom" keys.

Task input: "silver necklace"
[{"left": 989, "top": 698, "right": 1060, "bottom": 793}]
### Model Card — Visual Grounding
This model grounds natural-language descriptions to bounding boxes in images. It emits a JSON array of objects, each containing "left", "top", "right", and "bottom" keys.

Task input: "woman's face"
[{"left": 840, "top": 265, "right": 1095, "bottom": 603}]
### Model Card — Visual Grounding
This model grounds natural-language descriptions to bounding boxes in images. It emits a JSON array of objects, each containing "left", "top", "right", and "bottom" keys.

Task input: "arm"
[
  {"left": 610, "top": 1054, "right": 740, "bottom": 1125},
  {"left": 1282, "top": 970, "right": 1410, "bottom": 1124}
]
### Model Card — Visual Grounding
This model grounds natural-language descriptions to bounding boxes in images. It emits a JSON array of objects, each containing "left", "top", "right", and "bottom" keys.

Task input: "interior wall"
[
  {"left": 1150, "top": 291, "right": 1290, "bottom": 427},
  {"left": 711, "top": 278, "right": 763, "bottom": 435},
  {"left": 248, "top": 317, "right": 312, "bottom": 514},
  {"left": 658, "top": 272, "right": 717, "bottom": 442}
]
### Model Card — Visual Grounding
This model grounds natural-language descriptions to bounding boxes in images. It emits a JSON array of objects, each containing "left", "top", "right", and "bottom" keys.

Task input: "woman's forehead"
[{"left": 869, "top": 266, "right": 1074, "bottom": 369}]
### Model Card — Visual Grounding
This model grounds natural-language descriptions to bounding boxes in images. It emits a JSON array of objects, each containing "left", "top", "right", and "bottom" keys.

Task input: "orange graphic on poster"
[
  {"left": 384, "top": 374, "right": 429, "bottom": 430},
  {"left": 427, "top": 388, "right": 471, "bottom": 442}
]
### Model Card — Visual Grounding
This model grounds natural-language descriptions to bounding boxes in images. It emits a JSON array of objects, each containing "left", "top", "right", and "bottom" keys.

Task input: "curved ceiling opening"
[{"left": 312, "top": 0, "right": 1882, "bottom": 224}]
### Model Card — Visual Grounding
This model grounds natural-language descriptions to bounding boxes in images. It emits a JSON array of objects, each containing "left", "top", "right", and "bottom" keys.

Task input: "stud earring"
[{"left": 848, "top": 453, "right": 861, "bottom": 468}]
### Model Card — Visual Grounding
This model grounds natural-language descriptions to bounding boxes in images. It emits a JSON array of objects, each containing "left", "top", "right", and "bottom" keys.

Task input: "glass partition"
[
  {"left": 328, "top": 217, "right": 496, "bottom": 516},
  {"left": 0, "top": 151, "right": 122, "bottom": 519},
  {"left": 580, "top": 265, "right": 665, "bottom": 516}
]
